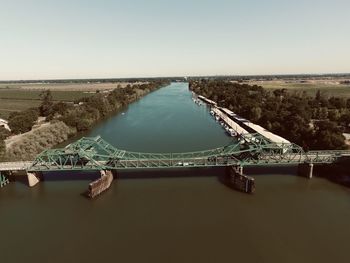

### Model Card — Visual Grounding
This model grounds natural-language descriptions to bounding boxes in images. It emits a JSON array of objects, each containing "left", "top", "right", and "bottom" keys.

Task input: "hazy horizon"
[
  {"left": 1, "top": 0, "right": 349, "bottom": 80},
  {"left": 2, "top": 72, "right": 350, "bottom": 83}
]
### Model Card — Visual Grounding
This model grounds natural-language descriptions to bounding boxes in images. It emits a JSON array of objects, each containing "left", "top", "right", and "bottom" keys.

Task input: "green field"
[
  {"left": 0, "top": 89, "right": 92, "bottom": 101},
  {"left": 0, "top": 99, "right": 40, "bottom": 119},
  {"left": 249, "top": 81, "right": 350, "bottom": 98},
  {"left": 0, "top": 89, "right": 92, "bottom": 119}
]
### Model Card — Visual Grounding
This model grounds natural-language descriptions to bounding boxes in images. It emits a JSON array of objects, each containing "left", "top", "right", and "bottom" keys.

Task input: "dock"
[
  {"left": 219, "top": 108, "right": 290, "bottom": 144},
  {"left": 211, "top": 107, "right": 249, "bottom": 136},
  {"left": 206, "top": 100, "right": 291, "bottom": 145},
  {"left": 198, "top": 95, "right": 217, "bottom": 106}
]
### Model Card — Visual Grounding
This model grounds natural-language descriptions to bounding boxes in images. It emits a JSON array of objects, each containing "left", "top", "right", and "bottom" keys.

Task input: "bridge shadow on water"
[
  {"left": 116, "top": 167, "right": 227, "bottom": 179},
  {"left": 42, "top": 171, "right": 102, "bottom": 181},
  {"left": 39, "top": 165, "right": 302, "bottom": 182},
  {"left": 244, "top": 165, "right": 298, "bottom": 176},
  {"left": 37, "top": 163, "right": 350, "bottom": 198},
  {"left": 42, "top": 167, "right": 253, "bottom": 181},
  {"left": 314, "top": 158, "right": 350, "bottom": 188},
  {"left": 108, "top": 166, "right": 299, "bottom": 180},
  {"left": 40, "top": 165, "right": 300, "bottom": 193}
]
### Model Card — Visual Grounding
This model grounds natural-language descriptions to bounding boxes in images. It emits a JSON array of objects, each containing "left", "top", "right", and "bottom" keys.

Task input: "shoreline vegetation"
[
  {"left": 189, "top": 80, "right": 350, "bottom": 150},
  {"left": 0, "top": 80, "right": 170, "bottom": 161},
  {"left": 0, "top": 82, "right": 157, "bottom": 119}
]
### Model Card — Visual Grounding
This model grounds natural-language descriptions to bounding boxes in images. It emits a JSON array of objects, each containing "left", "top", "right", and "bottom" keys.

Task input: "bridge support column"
[
  {"left": 27, "top": 172, "right": 42, "bottom": 187},
  {"left": 227, "top": 166, "right": 255, "bottom": 193},
  {"left": 7, "top": 171, "right": 16, "bottom": 182},
  {"left": 87, "top": 170, "right": 114, "bottom": 198},
  {"left": 298, "top": 163, "right": 314, "bottom": 179},
  {"left": 0, "top": 172, "right": 10, "bottom": 188}
]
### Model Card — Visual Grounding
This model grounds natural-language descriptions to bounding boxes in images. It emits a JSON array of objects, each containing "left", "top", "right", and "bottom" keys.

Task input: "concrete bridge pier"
[
  {"left": 298, "top": 163, "right": 314, "bottom": 179},
  {"left": 87, "top": 170, "right": 114, "bottom": 198},
  {"left": 7, "top": 171, "right": 16, "bottom": 182},
  {"left": 226, "top": 165, "right": 255, "bottom": 193},
  {"left": 26, "top": 172, "right": 42, "bottom": 187}
]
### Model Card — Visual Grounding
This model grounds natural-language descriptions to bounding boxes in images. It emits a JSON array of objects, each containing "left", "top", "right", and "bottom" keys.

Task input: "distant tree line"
[
  {"left": 190, "top": 80, "right": 349, "bottom": 150},
  {"left": 188, "top": 74, "right": 350, "bottom": 82},
  {"left": 0, "top": 77, "right": 178, "bottom": 84}
]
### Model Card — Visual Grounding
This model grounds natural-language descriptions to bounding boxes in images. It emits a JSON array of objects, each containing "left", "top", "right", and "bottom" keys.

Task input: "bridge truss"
[{"left": 28, "top": 134, "right": 350, "bottom": 172}]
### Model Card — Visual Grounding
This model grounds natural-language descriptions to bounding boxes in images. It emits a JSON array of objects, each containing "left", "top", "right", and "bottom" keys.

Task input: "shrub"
[
  {"left": 8, "top": 108, "right": 39, "bottom": 134},
  {"left": 6, "top": 121, "right": 76, "bottom": 161}
]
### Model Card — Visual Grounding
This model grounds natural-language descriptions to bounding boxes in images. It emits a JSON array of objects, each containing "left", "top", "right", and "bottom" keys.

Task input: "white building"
[{"left": 0, "top": 118, "right": 11, "bottom": 131}]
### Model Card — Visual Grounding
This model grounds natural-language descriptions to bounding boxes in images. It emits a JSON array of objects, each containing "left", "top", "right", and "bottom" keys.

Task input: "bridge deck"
[{"left": 0, "top": 161, "right": 32, "bottom": 172}]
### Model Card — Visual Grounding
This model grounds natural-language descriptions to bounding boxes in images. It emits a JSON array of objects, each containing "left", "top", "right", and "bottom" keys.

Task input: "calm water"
[{"left": 1, "top": 83, "right": 350, "bottom": 263}]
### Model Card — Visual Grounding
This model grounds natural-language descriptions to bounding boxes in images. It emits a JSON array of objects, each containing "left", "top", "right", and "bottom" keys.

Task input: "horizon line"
[{"left": 1, "top": 72, "right": 350, "bottom": 83}]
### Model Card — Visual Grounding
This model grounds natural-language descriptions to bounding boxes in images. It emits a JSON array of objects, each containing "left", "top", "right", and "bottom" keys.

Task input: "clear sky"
[{"left": 0, "top": 0, "right": 349, "bottom": 80}]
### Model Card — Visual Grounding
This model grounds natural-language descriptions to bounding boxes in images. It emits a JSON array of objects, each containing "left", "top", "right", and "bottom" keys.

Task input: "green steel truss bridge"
[{"left": 27, "top": 134, "right": 350, "bottom": 172}]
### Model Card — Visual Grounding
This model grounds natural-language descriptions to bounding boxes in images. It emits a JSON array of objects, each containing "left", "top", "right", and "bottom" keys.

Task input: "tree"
[
  {"left": 249, "top": 107, "right": 262, "bottom": 122},
  {"left": 0, "top": 139, "right": 6, "bottom": 161},
  {"left": 329, "top": 97, "right": 346, "bottom": 109},
  {"left": 0, "top": 127, "right": 10, "bottom": 140},
  {"left": 315, "top": 90, "right": 322, "bottom": 101},
  {"left": 0, "top": 127, "right": 9, "bottom": 161},
  {"left": 311, "top": 121, "right": 346, "bottom": 150},
  {"left": 340, "top": 112, "right": 350, "bottom": 128},
  {"left": 317, "top": 107, "right": 328, "bottom": 119},
  {"left": 8, "top": 108, "right": 39, "bottom": 134},
  {"left": 328, "top": 109, "right": 341, "bottom": 122},
  {"left": 39, "top": 89, "right": 54, "bottom": 116}
]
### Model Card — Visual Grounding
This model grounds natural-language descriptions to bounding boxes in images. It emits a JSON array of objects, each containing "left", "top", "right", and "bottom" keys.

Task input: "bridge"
[
  {"left": 25, "top": 134, "right": 349, "bottom": 172},
  {"left": 1, "top": 134, "right": 350, "bottom": 195}
]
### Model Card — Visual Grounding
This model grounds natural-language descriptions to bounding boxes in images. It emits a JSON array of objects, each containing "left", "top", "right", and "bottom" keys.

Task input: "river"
[{"left": 1, "top": 82, "right": 350, "bottom": 263}]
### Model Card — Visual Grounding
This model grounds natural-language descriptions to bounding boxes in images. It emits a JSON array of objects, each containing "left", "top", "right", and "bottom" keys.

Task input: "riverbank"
[
  {"left": 3, "top": 81, "right": 169, "bottom": 161},
  {"left": 190, "top": 80, "right": 348, "bottom": 150}
]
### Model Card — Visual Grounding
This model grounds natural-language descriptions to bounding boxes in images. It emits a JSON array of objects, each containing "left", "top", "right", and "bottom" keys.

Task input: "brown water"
[{"left": 1, "top": 83, "right": 350, "bottom": 263}]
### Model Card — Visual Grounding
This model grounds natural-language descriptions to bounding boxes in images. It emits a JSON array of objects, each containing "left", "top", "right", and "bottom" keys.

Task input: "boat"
[{"left": 228, "top": 128, "right": 237, "bottom": 137}]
